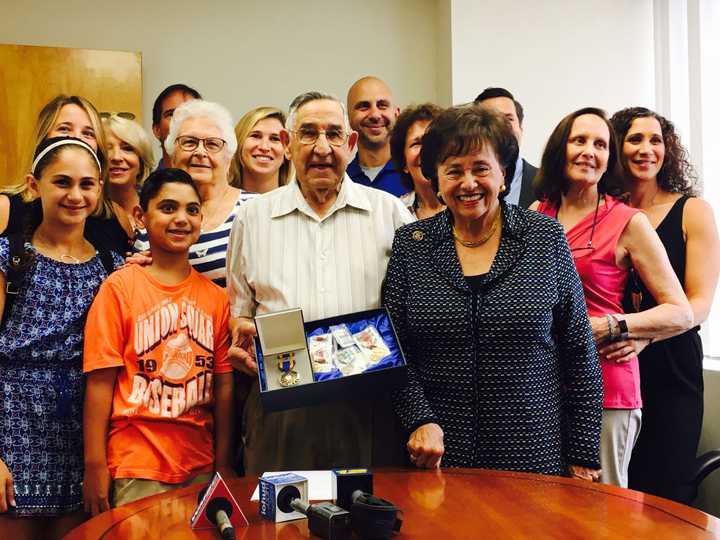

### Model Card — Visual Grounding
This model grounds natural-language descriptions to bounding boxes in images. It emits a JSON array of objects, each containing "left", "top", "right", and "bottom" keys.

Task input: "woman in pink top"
[{"left": 530, "top": 107, "right": 692, "bottom": 488}]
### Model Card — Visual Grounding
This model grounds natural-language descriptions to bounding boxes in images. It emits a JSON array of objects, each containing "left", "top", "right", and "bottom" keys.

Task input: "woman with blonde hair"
[
  {"left": 103, "top": 114, "right": 155, "bottom": 242},
  {"left": 229, "top": 106, "right": 291, "bottom": 193},
  {"left": 0, "top": 95, "right": 131, "bottom": 254}
]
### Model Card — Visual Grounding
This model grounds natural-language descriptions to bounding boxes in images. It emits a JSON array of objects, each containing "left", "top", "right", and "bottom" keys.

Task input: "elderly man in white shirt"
[{"left": 226, "top": 91, "right": 413, "bottom": 474}]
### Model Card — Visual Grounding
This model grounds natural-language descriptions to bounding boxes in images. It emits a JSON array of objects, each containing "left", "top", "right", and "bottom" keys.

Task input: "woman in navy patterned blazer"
[{"left": 383, "top": 105, "right": 604, "bottom": 480}]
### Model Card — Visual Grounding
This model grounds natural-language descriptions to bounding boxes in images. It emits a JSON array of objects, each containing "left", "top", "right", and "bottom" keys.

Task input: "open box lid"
[{"left": 255, "top": 308, "right": 307, "bottom": 356}]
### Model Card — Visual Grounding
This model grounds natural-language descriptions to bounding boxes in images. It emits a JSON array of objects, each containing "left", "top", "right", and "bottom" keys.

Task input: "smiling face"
[
  {"left": 403, "top": 120, "right": 432, "bottom": 189},
  {"left": 47, "top": 104, "right": 98, "bottom": 151},
  {"left": 28, "top": 146, "right": 101, "bottom": 226},
  {"left": 240, "top": 117, "right": 286, "bottom": 178},
  {"left": 289, "top": 99, "right": 357, "bottom": 199},
  {"left": 438, "top": 143, "right": 504, "bottom": 226},
  {"left": 106, "top": 131, "right": 141, "bottom": 187},
  {"left": 138, "top": 182, "right": 202, "bottom": 254},
  {"left": 347, "top": 78, "right": 399, "bottom": 149},
  {"left": 564, "top": 114, "right": 610, "bottom": 188},
  {"left": 621, "top": 116, "right": 665, "bottom": 183},
  {"left": 171, "top": 117, "right": 230, "bottom": 187}
]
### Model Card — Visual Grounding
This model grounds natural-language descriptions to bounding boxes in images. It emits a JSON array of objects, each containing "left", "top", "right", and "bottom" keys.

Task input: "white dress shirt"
[{"left": 227, "top": 174, "right": 414, "bottom": 322}]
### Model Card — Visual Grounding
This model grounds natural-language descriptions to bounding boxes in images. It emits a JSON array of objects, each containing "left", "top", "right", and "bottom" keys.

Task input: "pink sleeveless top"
[{"left": 538, "top": 196, "right": 641, "bottom": 409}]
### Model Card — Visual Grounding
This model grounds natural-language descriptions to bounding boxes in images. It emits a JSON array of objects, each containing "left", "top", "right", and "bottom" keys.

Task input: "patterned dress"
[
  {"left": 384, "top": 203, "right": 603, "bottom": 474},
  {"left": 0, "top": 239, "right": 121, "bottom": 515}
]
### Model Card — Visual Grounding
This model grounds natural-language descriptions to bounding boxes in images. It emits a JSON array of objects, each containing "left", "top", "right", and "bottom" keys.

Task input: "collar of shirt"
[
  {"left": 270, "top": 173, "right": 372, "bottom": 221},
  {"left": 347, "top": 154, "right": 396, "bottom": 182},
  {"left": 504, "top": 155, "right": 524, "bottom": 206}
]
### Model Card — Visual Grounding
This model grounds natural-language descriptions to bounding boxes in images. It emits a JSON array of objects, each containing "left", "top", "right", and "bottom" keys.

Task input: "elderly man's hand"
[
  {"left": 408, "top": 423, "right": 444, "bottom": 469},
  {"left": 229, "top": 316, "right": 258, "bottom": 374}
]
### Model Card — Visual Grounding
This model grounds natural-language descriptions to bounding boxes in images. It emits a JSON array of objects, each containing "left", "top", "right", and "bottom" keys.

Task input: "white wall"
[
  {"left": 449, "top": 0, "right": 656, "bottom": 165},
  {"left": 0, "top": 0, "right": 439, "bottom": 163}
]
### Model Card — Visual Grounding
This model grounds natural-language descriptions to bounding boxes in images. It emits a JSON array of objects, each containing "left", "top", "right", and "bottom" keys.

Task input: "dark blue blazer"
[{"left": 383, "top": 203, "right": 602, "bottom": 474}]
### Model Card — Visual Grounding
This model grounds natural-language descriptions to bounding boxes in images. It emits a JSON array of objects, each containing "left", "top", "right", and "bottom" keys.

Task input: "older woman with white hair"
[{"left": 135, "top": 100, "right": 256, "bottom": 287}]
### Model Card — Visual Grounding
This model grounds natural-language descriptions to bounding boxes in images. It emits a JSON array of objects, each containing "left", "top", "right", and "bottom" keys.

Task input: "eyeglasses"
[
  {"left": 100, "top": 112, "right": 136, "bottom": 120},
  {"left": 175, "top": 136, "right": 226, "bottom": 154},
  {"left": 292, "top": 127, "right": 348, "bottom": 147}
]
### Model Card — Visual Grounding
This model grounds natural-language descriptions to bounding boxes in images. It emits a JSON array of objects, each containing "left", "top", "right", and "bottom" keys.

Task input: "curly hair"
[
  {"left": 534, "top": 107, "right": 624, "bottom": 205},
  {"left": 609, "top": 107, "right": 699, "bottom": 195},
  {"left": 390, "top": 103, "right": 442, "bottom": 191}
]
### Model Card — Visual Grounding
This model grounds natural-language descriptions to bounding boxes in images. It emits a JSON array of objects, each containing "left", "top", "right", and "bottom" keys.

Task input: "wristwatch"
[{"left": 616, "top": 317, "right": 629, "bottom": 341}]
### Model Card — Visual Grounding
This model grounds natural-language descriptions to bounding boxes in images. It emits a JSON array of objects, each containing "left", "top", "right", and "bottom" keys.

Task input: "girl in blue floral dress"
[{"left": 0, "top": 137, "right": 122, "bottom": 539}]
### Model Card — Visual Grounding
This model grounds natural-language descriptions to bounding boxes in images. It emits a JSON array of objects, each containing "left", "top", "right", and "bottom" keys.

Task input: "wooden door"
[{"left": 0, "top": 43, "right": 142, "bottom": 187}]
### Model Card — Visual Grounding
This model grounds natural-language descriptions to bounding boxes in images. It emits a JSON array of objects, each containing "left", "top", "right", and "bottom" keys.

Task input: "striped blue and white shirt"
[{"left": 135, "top": 190, "right": 257, "bottom": 287}]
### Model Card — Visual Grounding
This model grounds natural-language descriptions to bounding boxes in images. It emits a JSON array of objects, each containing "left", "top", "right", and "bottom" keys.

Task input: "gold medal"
[
  {"left": 277, "top": 352, "right": 299, "bottom": 387},
  {"left": 279, "top": 369, "right": 299, "bottom": 386}
]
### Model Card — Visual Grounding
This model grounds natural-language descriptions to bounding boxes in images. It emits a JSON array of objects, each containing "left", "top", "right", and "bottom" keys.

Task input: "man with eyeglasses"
[
  {"left": 226, "top": 91, "right": 413, "bottom": 474},
  {"left": 346, "top": 76, "right": 406, "bottom": 198},
  {"left": 151, "top": 84, "right": 202, "bottom": 170}
]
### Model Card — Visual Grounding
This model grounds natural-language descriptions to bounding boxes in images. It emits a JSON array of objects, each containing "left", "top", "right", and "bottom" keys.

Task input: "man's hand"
[
  {"left": 568, "top": 464, "right": 601, "bottom": 482},
  {"left": 0, "top": 458, "right": 15, "bottom": 513},
  {"left": 229, "top": 317, "right": 258, "bottom": 374},
  {"left": 83, "top": 462, "right": 111, "bottom": 516},
  {"left": 407, "top": 423, "right": 444, "bottom": 469}
]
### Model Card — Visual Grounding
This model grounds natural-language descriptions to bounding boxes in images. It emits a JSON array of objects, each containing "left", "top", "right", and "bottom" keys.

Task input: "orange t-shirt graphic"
[{"left": 84, "top": 265, "right": 231, "bottom": 484}]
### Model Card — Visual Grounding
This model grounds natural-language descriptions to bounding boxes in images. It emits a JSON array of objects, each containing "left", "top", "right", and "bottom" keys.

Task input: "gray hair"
[
  {"left": 287, "top": 91, "right": 351, "bottom": 132},
  {"left": 164, "top": 99, "right": 238, "bottom": 159}
]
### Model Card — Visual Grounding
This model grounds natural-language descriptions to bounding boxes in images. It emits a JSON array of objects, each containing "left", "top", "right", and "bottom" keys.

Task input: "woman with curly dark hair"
[
  {"left": 610, "top": 107, "right": 719, "bottom": 503},
  {"left": 531, "top": 107, "right": 693, "bottom": 488},
  {"left": 390, "top": 103, "right": 444, "bottom": 219}
]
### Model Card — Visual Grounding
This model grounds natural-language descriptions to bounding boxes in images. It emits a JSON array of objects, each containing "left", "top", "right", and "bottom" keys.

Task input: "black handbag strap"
[{"left": 3, "top": 232, "right": 29, "bottom": 325}]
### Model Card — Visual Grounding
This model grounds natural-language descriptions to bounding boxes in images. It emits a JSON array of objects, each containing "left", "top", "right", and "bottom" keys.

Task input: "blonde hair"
[
  {"left": 103, "top": 114, "right": 155, "bottom": 185},
  {"left": 229, "top": 106, "right": 292, "bottom": 188},
  {"left": 5, "top": 95, "right": 112, "bottom": 219}
]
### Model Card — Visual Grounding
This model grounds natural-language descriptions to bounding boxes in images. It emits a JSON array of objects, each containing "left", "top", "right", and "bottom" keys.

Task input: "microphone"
[
  {"left": 197, "top": 487, "right": 236, "bottom": 540},
  {"left": 288, "top": 497, "right": 352, "bottom": 540},
  {"left": 274, "top": 482, "right": 351, "bottom": 539},
  {"left": 349, "top": 490, "right": 402, "bottom": 540},
  {"left": 333, "top": 470, "right": 401, "bottom": 539}
]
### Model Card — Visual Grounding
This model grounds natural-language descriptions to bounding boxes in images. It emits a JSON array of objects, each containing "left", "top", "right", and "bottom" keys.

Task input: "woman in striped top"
[{"left": 135, "top": 100, "right": 256, "bottom": 287}]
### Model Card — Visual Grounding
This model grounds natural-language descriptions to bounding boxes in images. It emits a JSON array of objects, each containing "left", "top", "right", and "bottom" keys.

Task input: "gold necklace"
[{"left": 452, "top": 210, "right": 501, "bottom": 248}]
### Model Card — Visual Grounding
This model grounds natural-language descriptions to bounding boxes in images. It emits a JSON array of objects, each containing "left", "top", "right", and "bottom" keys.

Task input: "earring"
[
  {"left": 500, "top": 184, "right": 506, "bottom": 193},
  {"left": 436, "top": 191, "right": 444, "bottom": 204}
]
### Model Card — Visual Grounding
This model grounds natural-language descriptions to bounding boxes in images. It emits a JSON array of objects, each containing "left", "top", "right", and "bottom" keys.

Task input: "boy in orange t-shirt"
[{"left": 82, "top": 168, "right": 234, "bottom": 514}]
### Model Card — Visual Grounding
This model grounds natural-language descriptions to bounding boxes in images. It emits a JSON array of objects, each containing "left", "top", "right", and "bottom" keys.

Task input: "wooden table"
[{"left": 64, "top": 468, "right": 720, "bottom": 539}]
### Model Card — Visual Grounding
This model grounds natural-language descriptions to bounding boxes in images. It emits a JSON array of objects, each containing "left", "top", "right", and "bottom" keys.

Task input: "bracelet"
[{"left": 605, "top": 314, "right": 617, "bottom": 342}]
